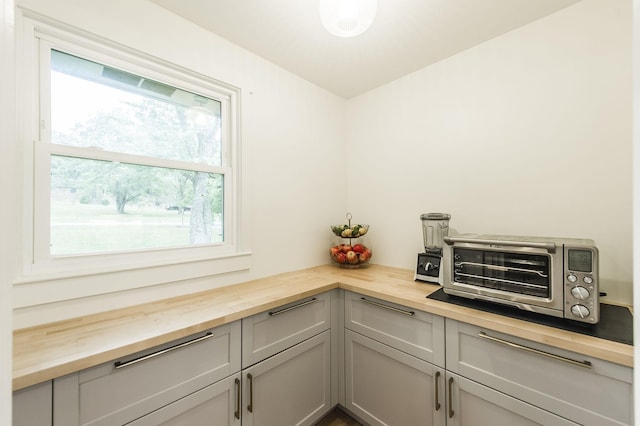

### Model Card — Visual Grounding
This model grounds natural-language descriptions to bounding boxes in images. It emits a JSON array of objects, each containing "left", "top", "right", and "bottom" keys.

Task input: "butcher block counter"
[{"left": 13, "top": 264, "right": 633, "bottom": 391}]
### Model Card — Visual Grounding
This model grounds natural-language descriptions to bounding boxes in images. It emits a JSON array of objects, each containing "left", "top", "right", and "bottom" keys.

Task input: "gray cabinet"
[
  {"left": 49, "top": 291, "right": 335, "bottom": 426},
  {"left": 345, "top": 329, "right": 445, "bottom": 426},
  {"left": 343, "top": 291, "right": 633, "bottom": 426},
  {"left": 241, "top": 291, "right": 334, "bottom": 425},
  {"left": 344, "top": 330, "right": 574, "bottom": 426},
  {"left": 242, "top": 330, "right": 332, "bottom": 426},
  {"left": 343, "top": 291, "right": 446, "bottom": 426},
  {"left": 445, "top": 319, "right": 634, "bottom": 426},
  {"left": 53, "top": 321, "right": 241, "bottom": 425},
  {"left": 12, "top": 381, "right": 52, "bottom": 426}
]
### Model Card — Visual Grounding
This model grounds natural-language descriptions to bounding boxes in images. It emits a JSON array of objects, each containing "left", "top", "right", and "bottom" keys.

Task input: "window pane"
[
  {"left": 50, "top": 50, "right": 222, "bottom": 166},
  {"left": 50, "top": 155, "right": 223, "bottom": 255}
]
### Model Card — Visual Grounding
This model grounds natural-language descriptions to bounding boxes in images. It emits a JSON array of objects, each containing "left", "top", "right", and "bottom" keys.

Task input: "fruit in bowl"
[
  {"left": 331, "top": 224, "right": 369, "bottom": 238},
  {"left": 330, "top": 243, "right": 372, "bottom": 267}
]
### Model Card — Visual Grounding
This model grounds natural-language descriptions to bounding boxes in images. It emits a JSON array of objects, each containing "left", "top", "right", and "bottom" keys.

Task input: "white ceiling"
[{"left": 148, "top": 0, "right": 581, "bottom": 99}]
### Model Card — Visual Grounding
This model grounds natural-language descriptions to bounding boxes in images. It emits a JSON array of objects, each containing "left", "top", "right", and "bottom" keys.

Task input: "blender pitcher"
[
  {"left": 416, "top": 213, "right": 451, "bottom": 284},
  {"left": 421, "top": 213, "right": 451, "bottom": 253}
]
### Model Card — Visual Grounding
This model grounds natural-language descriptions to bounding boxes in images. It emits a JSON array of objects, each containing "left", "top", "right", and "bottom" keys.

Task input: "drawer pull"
[
  {"left": 268, "top": 297, "right": 317, "bottom": 316},
  {"left": 234, "top": 377, "right": 241, "bottom": 419},
  {"left": 448, "top": 376, "right": 454, "bottom": 419},
  {"left": 247, "top": 373, "right": 254, "bottom": 413},
  {"left": 478, "top": 332, "right": 592, "bottom": 369},
  {"left": 360, "top": 297, "right": 415, "bottom": 316},
  {"left": 434, "top": 371, "right": 441, "bottom": 411},
  {"left": 114, "top": 331, "right": 214, "bottom": 370}
]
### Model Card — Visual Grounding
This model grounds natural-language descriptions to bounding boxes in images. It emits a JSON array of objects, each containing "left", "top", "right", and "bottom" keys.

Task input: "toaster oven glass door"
[{"left": 452, "top": 248, "right": 551, "bottom": 298}]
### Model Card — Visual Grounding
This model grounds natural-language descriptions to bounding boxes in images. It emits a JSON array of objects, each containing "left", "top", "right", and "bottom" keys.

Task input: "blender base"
[{"left": 415, "top": 252, "right": 443, "bottom": 284}]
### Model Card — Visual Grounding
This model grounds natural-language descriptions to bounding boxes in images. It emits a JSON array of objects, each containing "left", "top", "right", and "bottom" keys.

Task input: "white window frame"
[{"left": 15, "top": 14, "right": 249, "bottom": 304}]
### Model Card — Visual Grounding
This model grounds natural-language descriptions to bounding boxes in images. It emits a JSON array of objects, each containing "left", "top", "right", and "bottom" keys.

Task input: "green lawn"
[{"left": 51, "top": 202, "right": 193, "bottom": 255}]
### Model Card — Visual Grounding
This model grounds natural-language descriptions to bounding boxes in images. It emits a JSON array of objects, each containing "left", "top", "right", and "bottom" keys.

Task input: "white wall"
[
  {"left": 1, "top": 0, "right": 15, "bottom": 421},
  {"left": 346, "top": 0, "right": 633, "bottom": 304},
  {"left": 13, "top": 0, "right": 347, "bottom": 327},
  {"left": 11, "top": 0, "right": 634, "bottom": 326}
]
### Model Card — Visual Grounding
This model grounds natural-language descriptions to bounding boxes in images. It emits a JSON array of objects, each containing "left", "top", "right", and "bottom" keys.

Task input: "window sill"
[{"left": 13, "top": 251, "right": 252, "bottom": 309}]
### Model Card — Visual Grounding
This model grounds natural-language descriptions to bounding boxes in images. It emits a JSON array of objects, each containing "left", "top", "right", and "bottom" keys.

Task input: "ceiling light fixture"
[{"left": 318, "top": 0, "right": 377, "bottom": 38}]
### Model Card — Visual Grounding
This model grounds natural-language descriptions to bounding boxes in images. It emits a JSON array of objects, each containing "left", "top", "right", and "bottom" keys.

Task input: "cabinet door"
[
  {"left": 242, "top": 291, "right": 331, "bottom": 367},
  {"left": 242, "top": 330, "right": 331, "bottom": 426},
  {"left": 12, "top": 381, "right": 52, "bottom": 426},
  {"left": 54, "top": 321, "right": 241, "bottom": 426},
  {"left": 344, "top": 329, "right": 445, "bottom": 426},
  {"left": 344, "top": 291, "right": 445, "bottom": 367},
  {"left": 445, "top": 372, "right": 578, "bottom": 426},
  {"left": 128, "top": 373, "right": 241, "bottom": 426},
  {"left": 446, "top": 319, "right": 633, "bottom": 426}
]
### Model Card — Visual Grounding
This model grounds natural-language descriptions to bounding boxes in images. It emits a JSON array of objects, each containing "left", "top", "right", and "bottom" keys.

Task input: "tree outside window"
[{"left": 48, "top": 50, "right": 226, "bottom": 255}]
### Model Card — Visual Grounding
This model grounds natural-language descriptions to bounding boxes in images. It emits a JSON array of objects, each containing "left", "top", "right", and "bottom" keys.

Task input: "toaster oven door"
[
  {"left": 453, "top": 248, "right": 551, "bottom": 297},
  {"left": 442, "top": 237, "right": 564, "bottom": 313}
]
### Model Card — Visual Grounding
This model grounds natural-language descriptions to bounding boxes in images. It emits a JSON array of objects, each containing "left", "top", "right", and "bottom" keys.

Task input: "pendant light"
[{"left": 318, "top": 0, "right": 377, "bottom": 38}]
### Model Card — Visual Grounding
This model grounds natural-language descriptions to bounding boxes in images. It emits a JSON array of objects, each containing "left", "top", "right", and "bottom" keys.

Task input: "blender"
[{"left": 415, "top": 213, "right": 451, "bottom": 284}]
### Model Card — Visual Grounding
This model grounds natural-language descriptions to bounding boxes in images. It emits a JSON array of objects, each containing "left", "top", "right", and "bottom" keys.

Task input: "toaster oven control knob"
[
  {"left": 571, "top": 304, "right": 590, "bottom": 319},
  {"left": 570, "top": 286, "right": 590, "bottom": 300},
  {"left": 567, "top": 274, "right": 578, "bottom": 283},
  {"left": 583, "top": 276, "right": 593, "bottom": 285}
]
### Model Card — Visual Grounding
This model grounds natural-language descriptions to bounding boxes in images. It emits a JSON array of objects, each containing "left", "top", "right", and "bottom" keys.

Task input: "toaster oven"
[{"left": 442, "top": 234, "right": 599, "bottom": 323}]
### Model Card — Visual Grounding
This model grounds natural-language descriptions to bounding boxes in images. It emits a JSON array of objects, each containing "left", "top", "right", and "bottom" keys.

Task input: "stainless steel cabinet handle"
[
  {"left": 448, "top": 377, "right": 454, "bottom": 419},
  {"left": 434, "top": 371, "right": 441, "bottom": 411},
  {"left": 114, "top": 331, "right": 214, "bottom": 370},
  {"left": 360, "top": 297, "right": 415, "bottom": 316},
  {"left": 268, "top": 297, "right": 317, "bottom": 316},
  {"left": 478, "top": 332, "right": 592, "bottom": 369},
  {"left": 234, "top": 378, "right": 241, "bottom": 419},
  {"left": 247, "top": 373, "right": 254, "bottom": 413}
]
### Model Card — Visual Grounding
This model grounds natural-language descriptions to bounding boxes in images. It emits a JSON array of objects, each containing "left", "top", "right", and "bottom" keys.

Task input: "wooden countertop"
[{"left": 13, "top": 264, "right": 633, "bottom": 391}]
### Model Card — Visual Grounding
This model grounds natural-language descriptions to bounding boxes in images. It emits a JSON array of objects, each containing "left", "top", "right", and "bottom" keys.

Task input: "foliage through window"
[{"left": 42, "top": 49, "right": 231, "bottom": 257}]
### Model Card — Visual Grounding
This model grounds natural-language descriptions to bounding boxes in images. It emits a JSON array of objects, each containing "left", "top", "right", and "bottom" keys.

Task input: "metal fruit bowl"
[{"left": 329, "top": 243, "right": 372, "bottom": 268}]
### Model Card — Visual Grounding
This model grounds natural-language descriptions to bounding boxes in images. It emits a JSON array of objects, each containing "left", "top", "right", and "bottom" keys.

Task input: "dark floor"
[{"left": 314, "top": 407, "right": 363, "bottom": 426}]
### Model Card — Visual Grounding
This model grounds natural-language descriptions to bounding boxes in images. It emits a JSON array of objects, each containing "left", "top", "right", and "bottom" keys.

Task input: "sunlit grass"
[{"left": 51, "top": 201, "right": 193, "bottom": 255}]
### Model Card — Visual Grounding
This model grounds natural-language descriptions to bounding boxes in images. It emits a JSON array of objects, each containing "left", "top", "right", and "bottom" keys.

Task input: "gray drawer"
[
  {"left": 54, "top": 321, "right": 241, "bottom": 426},
  {"left": 344, "top": 291, "right": 445, "bottom": 366},
  {"left": 446, "top": 319, "right": 633, "bottom": 426},
  {"left": 242, "top": 291, "right": 332, "bottom": 367}
]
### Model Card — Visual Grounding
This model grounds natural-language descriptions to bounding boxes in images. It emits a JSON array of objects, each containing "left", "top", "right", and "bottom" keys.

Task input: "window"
[
  {"left": 48, "top": 50, "right": 226, "bottom": 255},
  {"left": 22, "top": 18, "right": 245, "bottom": 280}
]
